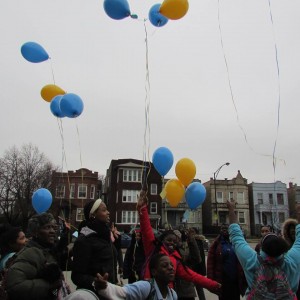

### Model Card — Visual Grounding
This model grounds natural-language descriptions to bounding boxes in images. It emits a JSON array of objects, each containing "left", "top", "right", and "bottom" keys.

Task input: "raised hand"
[
  {"left": 136, "top": 190, "right": 148, "bottom": 210},
  {"left": 94, "top": 273, "right": 109, "bottom": 290}
]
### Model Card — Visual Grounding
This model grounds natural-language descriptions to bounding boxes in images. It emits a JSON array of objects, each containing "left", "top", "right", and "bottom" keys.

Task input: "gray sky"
[{"left": 0, "top": 0, "right": 300, "bottom": 185}]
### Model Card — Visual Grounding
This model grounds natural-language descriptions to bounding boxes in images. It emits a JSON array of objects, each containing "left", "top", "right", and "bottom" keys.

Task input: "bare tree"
[{"left": 0, "top": 144, "right": 56, "bottom": 229}]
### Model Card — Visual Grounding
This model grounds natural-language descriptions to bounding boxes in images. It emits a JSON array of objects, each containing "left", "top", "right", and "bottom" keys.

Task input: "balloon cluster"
[
  {"left": 32, "top": 188, "right": 53, "bottom": 214},
  {"left": 103, "top": 0, "right": 189, "bottom": 27},
  {"left": 152, "top": 147, "right": 206, "bottom": 210},
  {"left": 20, "top": 41, "right": 84, "bottom": 118}
]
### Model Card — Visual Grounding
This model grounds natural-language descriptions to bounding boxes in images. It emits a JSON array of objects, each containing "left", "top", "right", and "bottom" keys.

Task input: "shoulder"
[{"left": 123, "top": 280, "right": 151, "bottom": 299}]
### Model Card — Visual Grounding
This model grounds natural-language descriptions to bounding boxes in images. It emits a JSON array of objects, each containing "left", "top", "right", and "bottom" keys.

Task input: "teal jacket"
[{"left": 229, "top": 223, "right": 300, "bottom": 296}]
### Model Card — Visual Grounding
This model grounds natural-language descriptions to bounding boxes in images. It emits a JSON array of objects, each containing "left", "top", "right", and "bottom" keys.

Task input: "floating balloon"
[
  {"left": 103, "top": 0, "right": 131, "bottom": 20},
  {"left": 149, "top": 4, "right": 169, "bottom": 27},
  {"left": 50, "top": 95, "right": 66, "bottom": 118},
  {"left": 21, "top": 42, "right": 49, "bottom": 63},
  {"left": 152, "top": 147, "right": 174, "bottom": 176},
  {"left": 159, "top": 0, "right": 189, "bottom": 20},
  {"left": 175, "top": 158, "right": 196, "bottom": 186},
  {"left": 60, "top": 93, "right": 84, "bottom": 118},
  {"left": 32, "top": 188, "right": 53, "bottom": 214},
  {"left": 41, "top": 84, "right": 66, "bottom": 103},
  {"left": 185, "top": 182, "right": 206, "bottom": 210},
  {"left": 165, "top": 178, "right": 185, "bottom": 207}
]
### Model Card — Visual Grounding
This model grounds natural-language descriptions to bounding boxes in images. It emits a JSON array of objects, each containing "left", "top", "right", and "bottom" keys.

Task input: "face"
[
  {"left": 10, "top": 231, "right": 26, "bottom": 252},
  {"left": 163, "top": 234, "right": 177, "bottom": 253},
  {"left": 152, "top": 256, "right": 175, "bottom": 283},
  {"left": 221, "top": 225, "right": 229, "bottom": 236},
  {"left": 135, "top": 231, "right": 141, "bottom": 241},
  {"left": 261, "top": 226, "right": 270, "bottom": 237},
  {"left": 94, "top": 203, "right": 110, "bottom": 223},
  {"left": 36, "top": 222, "right": 58, "bottom": 245}
]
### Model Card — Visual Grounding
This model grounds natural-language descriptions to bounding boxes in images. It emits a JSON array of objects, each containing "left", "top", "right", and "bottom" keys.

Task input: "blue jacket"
[{"left": 229, "top": 223, "right": 300, "bottom": 296}]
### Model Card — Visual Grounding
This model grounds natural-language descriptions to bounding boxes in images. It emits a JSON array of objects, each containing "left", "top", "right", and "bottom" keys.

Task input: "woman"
[
  {"left": 0, "top": 225, "right": 26, "bottom": 272},
  {"left": 95, "top": 253, "right": 178, "bottom": 300},
  {"left": 71, "top": 199, "right": 118, "bottom": 295},
  {"left": 6, "top": 213, "right": 71, "bottom": 300},
  {"left": 137, "top": 191, "right": 221, "bottom": 295},
  {"left": 254, "top": 225, "right": 271, "bottom": 254}
]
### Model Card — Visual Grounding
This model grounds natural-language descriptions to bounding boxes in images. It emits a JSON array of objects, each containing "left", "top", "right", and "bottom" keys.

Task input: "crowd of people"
[{"left": 1, "top": 191, "right": 300, "bottom": 300}]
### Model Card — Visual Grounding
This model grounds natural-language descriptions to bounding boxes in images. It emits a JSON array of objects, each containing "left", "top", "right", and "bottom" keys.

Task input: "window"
[
  {"left": 123, "top": 169, "right": 142, "bottom": 182},
  {"left": 237, "top": 192, "right": 244, "bottom": 204},
  {"left": 277, "top": 193, "right": 284, "bottom": 205},
  {"left": 150, "top": 202, "right": 157, "bottom": 214},
  {"left": 122, "top": 190, "right": 139, "bottom": 203},
  {"left": 296, "top": 191, "right": 300, "bottom": 203},
  {"left": 257, "top": 193, "right": 263, "bottom": 204},
  {"left": 216, "top": 191, "right": 223, "bottom": 202},
  {"left": 90, "top": 185, "right": 95, "bottom": 199},
  {"left": 56, "top": 185, "right": 65, "bottom": 198},
  {"left": 278, "top": 212, "right": 285, "bottom": 223},
  {"left": 78, "top": 184, "right": 87, "bottom": 199},
  {"left": 70, "top": 184, "right": 75, "bottom": 198},
  {"left": 238, "top": 211, "right": 245, "bottom": 224},
  {"left": 150, "top": 184, "right": 157, "bottom": 195},
  {"left": 269, "top": 193, "right": 273, "bottom": 204},
  {"left": 122, "top": 211, "right": 139, "bottom": 224},
  {"left": 229, "top": 192, "right": 234, "bottom": 201},
  {"left": 188, "top": 211, "right": 196, "bottom": 223},
  {"left": 76, "top": 208, "right": 84, "bottom": 222}
]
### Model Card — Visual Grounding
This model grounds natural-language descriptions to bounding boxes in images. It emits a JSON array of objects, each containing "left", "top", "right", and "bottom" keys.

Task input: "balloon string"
[
  {"left": 217, "top": 0, "right": 285, "bottom": 169},
  {"left": 267, "top": 0, "right": 281, "bottom": 182},
  {"left": 75, "top": 119, "right": 84, "bottom": 209},
  {"left": 49, "top": 58, "right": 56, "bottom": 85},
  {"left": 142, "top": 19, "right": 152, "bottom": 192}
]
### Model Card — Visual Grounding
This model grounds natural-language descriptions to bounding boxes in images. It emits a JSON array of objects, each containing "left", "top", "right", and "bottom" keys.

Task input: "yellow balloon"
[
  {"left": 41, "top": 84, "right": 66, "bottom": 102},
  {"left": 175, "top": 158, "right": 196, "bottom": 186},
  {"left": 159, "top": 0, "right": 189, "bottom": 20},
  {"left": 165, "top": 178, "right": 185, "bottom": 207}
]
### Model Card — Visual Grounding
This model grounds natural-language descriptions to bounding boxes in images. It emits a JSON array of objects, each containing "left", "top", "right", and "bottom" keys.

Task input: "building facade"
[
  {"left": 203, "top": 170, "right": 250, "bottom": 236},
  {"left": 248, "top": 181, "right": 289, "bottom": 236},
  {"left": 50, "top": 168, "right": 101, "bottom": 228}
]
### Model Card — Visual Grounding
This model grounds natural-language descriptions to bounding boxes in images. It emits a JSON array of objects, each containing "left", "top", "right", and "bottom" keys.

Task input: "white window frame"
[
  {"left": 122, "top": 190, "right": 139, "bottom": 203},
  {"left": 150, "top": 202, "right": 157, "bottom": 214},
  {"left": 238, "top": 211, "right": 245, "bottom": 224},
  {"left": 188, "top": 211, "right": 196, "bottom": 223},
  {"left": 150, "top": 184, "right": 157, "bottom": 195},
  {"left": 123, "top": 169, "right": 142, "bottom": 183},
  {"left": 56, "top": 185, "right": 65, "bottom": 198},
  {"left": 216, "top": 191, "right": 223, "bottom": 202},
  {"left": 229, "top": 192, "right": 234, "bottom": 201},
  {"left": 237, "top": 192, "right": 245, "bottom": 204},
  {"left": 76, "top": 208, "right": 85, "bottom": 222},
  {"left": 70, "top": 184, "right": 75, "bottom": 198},
  {"left": 78, "top": 184, "right": 87, "bottom": 199},
  {"left": 257, "top": 193, "right": 263, "bottom": 204},
  {"left": 277, "top": 193, "right": 284, "bottom": 205},
  {"left": 122, "top": 211, "right": 139, "bottom": 224},
  {"left": 90, "top": 185, "right": 95, "bottom": 199},
  {"left": 269, "top": 193, "right": 274, "bottom": 204}
]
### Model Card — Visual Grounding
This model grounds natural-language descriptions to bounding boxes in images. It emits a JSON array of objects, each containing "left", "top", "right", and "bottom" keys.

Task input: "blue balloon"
[
  {"left": 50, "top": 95, "right": 66, "bottom": 118},
  {"left": 32, "top": 188, "right": 53, "bottom": 214},
  {"left": 60, "top": 93, "right": 84, "bottom": 118},
  {"left": 185, "top": 182, "right": 206, "bottom": 210},
  {"left": 21, "top": 42, "right": 49, "bottom": 63},
  {"left": 149, "top": 4, "right": 168, "bottom": 27},
  {"left": 152, "top": 147, "right": 174, "bottom": 176},
  {"left": 103, "top": 0, "right": 131, "bottom": 20}
]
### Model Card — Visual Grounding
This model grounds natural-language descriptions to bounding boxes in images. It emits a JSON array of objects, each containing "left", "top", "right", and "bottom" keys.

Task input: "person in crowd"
[
  {"left": 6, "top": 213, "right": 71, "bottom": 300},
  {"left": 0, "top": 225, "right": 26, "bottom": 272},
  {"left": 136, "top": 191, "right": 221, "bottom": 295},
  {"left": 254, "top": 225, "right": 271, "bottom": 254},
  {"left": 174, "top": 228, "right": 200, "bottom": 300},
  {"left": 188, "top": 227, "right": 207, "bottom": 300},
  {"left": 95, "top": 253, "right": 178, "bottom": 300},
  {"left": 111, "top": 222, "right": 124, "bottom": 284},
  {"left": 282, "top": 217, "right": 300, "bottom": 299},
  {"left": 207, "top": 223, "right": 247, "bottom": 300},
  {"left": 227, "top": 200, "right": 300, "bottom": 298},
  {"left": 123, "top": 228, "right": 145, "bottom": 283},
  {"left": 71, "top": 199, "right": 118, "bottom": 295}
]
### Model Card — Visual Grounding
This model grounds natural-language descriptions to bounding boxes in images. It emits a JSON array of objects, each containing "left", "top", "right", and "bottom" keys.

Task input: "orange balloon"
[
  {"left": 41, "top": 84, "right": 66, "bottom": 102},
  {"left": 159, "top": 0, "right": 189, "bottom": 20},
  {"left": 165, "top": 178, "right": 185, "bottom": 207},
  {"left": 175, "top": 158, "right": 196, "bottom": 186}
]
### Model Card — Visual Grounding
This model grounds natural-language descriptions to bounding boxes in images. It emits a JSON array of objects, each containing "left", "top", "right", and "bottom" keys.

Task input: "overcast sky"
[{"left": 0, "top": 0, "right": 300, "bottom": 185}]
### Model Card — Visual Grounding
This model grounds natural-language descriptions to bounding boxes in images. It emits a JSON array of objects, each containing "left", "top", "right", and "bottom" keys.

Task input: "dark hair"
[
  {"left": 0, "top": 224, "right": 22, "bottom": 256},
  {"left": 149, "top": 253, "right": 168, "bottom": 276},
  {"left": 83, "top": 200, "right": 96, "bottom": 220},
  {"left": 261, "top": 233, "right": 289, "bottom": 257},
  {"left": 27, "top": 213, "right": 55, "bottom": 236}
]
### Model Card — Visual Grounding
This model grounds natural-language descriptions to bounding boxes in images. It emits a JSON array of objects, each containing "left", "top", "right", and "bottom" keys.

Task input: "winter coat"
[
  {"left": 138, "top": 205, "right": 220, "bottom": 292},
  {"left": 282, "top": 218, "right": 298, "bottom": 247},
  {"left": 6, "top": 239, "right": 63, "bottom": 300},
  {"left": 71, "top": 226, "right": 118, "bottom": 293}
]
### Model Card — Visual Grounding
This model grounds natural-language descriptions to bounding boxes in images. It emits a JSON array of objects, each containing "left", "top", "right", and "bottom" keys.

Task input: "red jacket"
[{"left": 138, "top": 205, "right": 220, "bottom": 292}]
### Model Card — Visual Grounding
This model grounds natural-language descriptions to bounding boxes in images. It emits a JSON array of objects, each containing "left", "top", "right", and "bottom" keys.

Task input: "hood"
[
  {"left": 281, "top": 218, "right": 297, "bottom": 247},
  {"left": 80, "top": 226, "right": 97, "bottom": 237}
]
